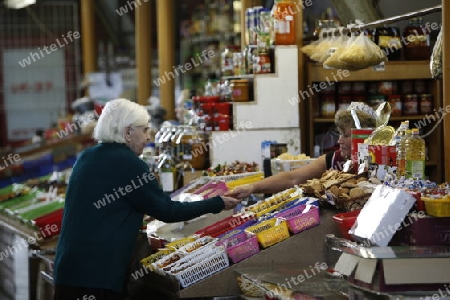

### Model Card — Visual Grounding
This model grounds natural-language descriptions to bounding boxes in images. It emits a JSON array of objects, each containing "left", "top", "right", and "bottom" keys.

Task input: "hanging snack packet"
[
  {"left": 430, "top": 26, "right": 442, "bottom": 79},
  {"left": 338, "top": 32, "right": 387, "bottom": 70}
]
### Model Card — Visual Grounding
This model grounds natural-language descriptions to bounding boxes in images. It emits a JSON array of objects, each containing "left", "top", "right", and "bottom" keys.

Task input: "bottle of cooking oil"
[
  {"left": 395, "top": 122, "right": 409, "bottom": 178},
  {"left": 405, "top": 128, "right": 425, "bottom": 179}
]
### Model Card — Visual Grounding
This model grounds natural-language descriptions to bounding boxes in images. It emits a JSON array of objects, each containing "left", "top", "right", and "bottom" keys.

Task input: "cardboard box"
[{"left": 335, "top": 247, "right": 450, "bottom": 293}]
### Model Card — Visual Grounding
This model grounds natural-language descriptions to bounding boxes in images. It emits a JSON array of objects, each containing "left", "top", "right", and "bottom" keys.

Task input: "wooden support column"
[
  {"left": 443, "top": 1, "right": 450, "bottom": 181},
  {"left": 156, "top": 0, "right": 175, "bottom": 120},
  {"left": 80, "top": 0, "right": 96, "bottom": 77},
  {"left": 294, "top": 0, "right": 305, "bottom": 154},
  {"left": 135, "top": 1, "right": 152, "bottom": 106}
]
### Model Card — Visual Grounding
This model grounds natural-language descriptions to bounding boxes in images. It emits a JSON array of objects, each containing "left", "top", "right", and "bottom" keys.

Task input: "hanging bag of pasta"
[
  {"left": 301, "top": 39, "right": 320, "bottom": 58},
  {"left": 430, "top": 26, "right": 442, "bottom": 79},
  {"left": 319, "top": 27, "right": 348, "bottom": 64},
  {"left": 338, "top": 31, "right": 387, "bottom": 70},
  {"left": 323, "top": 27, "right": 354, "bottom": 69},
  {"left": 310, "top": 29, "right": 334, "bottom": 63}
]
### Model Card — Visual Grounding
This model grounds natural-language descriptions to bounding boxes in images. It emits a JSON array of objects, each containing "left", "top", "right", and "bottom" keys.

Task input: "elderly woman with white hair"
[{"left": 53, "top": 98, "right": 240, "bottom": 300}]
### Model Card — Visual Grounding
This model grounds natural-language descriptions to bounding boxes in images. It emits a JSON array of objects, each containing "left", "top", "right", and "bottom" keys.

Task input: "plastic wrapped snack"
[
  {"left": 338, "top": 32, "right": 387, "bottom": 70},
  {"left": 430, "top": 26, "right": 442, "bottom": 79}
]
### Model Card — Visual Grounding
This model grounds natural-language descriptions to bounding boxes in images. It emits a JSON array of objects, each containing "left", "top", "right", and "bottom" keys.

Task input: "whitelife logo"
[
  {"left": 0, "top": 153, "right": 21, "bottom": 170},
  {"left": 153, "top": 50, "right": 216, "bottom": 87},
  {"left": 116, "top": 0, "right": 148, "bottom": 16},
  {"left": 0, "top": 224, "right": 59, "bottom": 261},
  {"left": 93, "top": 172, "right": 156, "bottom": 209},
  {"left": 18, "top": 31, "right": 80, "bottom": 68}
]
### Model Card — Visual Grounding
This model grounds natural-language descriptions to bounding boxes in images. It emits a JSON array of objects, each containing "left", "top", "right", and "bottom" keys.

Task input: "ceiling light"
[{"left": 4, "top": 0, "right": 36, "bottom": 9}]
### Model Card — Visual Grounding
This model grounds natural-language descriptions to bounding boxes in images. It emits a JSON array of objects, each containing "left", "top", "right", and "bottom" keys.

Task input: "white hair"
[{"left": 93, "top": 98, "right": 150, "bottom": 143}]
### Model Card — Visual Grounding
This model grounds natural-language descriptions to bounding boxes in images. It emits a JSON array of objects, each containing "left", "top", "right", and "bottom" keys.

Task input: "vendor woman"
[{"left": 225, "top": 103, "right": 376, "bottom": 199}]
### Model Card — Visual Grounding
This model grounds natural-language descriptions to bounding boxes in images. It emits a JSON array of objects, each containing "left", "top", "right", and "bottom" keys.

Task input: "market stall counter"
[{"left": 138, "top": 208, "right": 341, "bottom": 299}]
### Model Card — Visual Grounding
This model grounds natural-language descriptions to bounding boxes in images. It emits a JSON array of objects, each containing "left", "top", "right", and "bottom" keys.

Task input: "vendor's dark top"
[
  {"left": 53, "top": 143, "right": 223, "bottom": 293},
  {"left": 325, "top": 150, "right": 345, "bottom": 171}
]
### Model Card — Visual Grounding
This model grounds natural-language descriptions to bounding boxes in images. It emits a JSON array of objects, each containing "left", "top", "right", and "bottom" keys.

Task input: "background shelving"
[{"left": 305, "top": 61, "right": 443, "bottom": 183}]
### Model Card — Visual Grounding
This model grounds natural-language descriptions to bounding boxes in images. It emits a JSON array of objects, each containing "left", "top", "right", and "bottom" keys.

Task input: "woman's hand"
[
  {"left": 221, "top": 196, "right": 241, "bottom": 210},
  {"left": 224, "top": 185, "right": 254, "bottom": 199}
]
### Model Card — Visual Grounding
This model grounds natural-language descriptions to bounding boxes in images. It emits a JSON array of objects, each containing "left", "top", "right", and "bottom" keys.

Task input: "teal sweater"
[{"left": 53, "top": 143, "right": 224, "bottom": 293}]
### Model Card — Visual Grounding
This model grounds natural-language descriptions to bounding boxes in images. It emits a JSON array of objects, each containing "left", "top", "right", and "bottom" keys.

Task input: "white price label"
[{"left": 372, "top": 61, "right": 385, "bottom": 71}]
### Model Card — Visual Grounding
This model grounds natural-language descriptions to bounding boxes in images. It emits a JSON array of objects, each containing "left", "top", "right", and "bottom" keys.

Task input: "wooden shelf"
[
  {"left": 313, "top": 115, "right": 435, "bottom": 123},
  {"left": 181, "top": 32, "right": 240, "bottom": 44},
  {"left": 308, "top": 61, "right": 432, "bottom": 83}
]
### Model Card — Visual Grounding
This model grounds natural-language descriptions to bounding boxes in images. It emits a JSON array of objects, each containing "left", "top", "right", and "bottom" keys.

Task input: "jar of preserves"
[
  {"left": 230, "top": 79, "right": 250, "bottom": 102},
  {"left": 352, "top": 82, "right": 366, "bottom": 95},
  {"left": 272, "top": 0, "right": 296, "bottom": 45},
  {"left": 419, "top": 94, "right": 433, "bottom": 114},
  {"left": 320, "top": 82, "right": 335, "bottom": 95},
  {"left": 403, "top": 17, "right": 431, "bottom": 61},
  {"left": 373, "top": 25, "right": 402, "bottom": 60},
  {"left": 401, "top": 80, "right": 414, "bottom": 94},
  {"left": 320, "top": 95, "right": 335, "bottom": 118},
  {"left": 414, "top": 79, "right": 428, "bottom": 94},
  {"left": 253, "top": 50, "right": 271, "bottom": 74},
  {"left": 221, "top": 45, "right": 239, "bottom": 76},
  {"left": 387, "top": 95, "right": 402, "bottom": 116},
  {"left": 378, "top": 81, "right": 398, "bottom": 95},
  {"left": 337, "top": 82, "right": 352, "bottom": 95},
  {"left": 403, "top": 94, "right": 419, "bottom": 115},
  {"left": 367, "top": 82, "right": 378, "bottom": 95}
]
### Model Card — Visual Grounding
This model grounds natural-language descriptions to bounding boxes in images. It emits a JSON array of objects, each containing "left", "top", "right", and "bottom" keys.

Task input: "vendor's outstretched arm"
[{"left": 225, "top": 155, "right": 328, "bottom": 198}]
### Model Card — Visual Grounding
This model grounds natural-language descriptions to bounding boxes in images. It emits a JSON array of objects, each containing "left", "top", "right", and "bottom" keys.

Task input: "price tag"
[{"left": 372, "top": 61, "right": 385, "bottom": 71}]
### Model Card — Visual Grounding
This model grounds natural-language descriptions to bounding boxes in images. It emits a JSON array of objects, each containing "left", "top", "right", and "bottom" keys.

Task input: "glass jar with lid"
[
  {"left": 176, "top": 126, "right": 207, "bottom": 170},
  {"left": 373, "top": 25, "right": 402, "bottom": 60},
  {"left": 403, "top": 17, "right": 431, "bottom": 60},
  {"left": 253, "top": 49, "right": 271, "bottom": 74}
]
